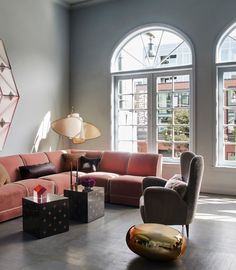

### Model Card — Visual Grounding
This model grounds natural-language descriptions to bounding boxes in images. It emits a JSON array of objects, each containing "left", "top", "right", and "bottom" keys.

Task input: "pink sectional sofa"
[{"left": 0, "top": 150, "right": 162, "bottom": 222}]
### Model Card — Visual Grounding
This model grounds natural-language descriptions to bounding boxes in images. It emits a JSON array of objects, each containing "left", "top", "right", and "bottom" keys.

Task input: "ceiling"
[
  {"left": 65, "top": 0, "right": 87, "bottom": 3},
  {"left": 64, "top": 0, "right": 113, "bottom": 5}
]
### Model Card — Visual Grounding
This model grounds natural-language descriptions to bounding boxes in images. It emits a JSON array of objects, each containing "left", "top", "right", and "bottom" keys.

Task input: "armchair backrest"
[
  {"left": 184, "top": 155, "right": 204, "bottom": 224},
  {"left": 180, "top": 151, "right": 195, "bottom": 182}
]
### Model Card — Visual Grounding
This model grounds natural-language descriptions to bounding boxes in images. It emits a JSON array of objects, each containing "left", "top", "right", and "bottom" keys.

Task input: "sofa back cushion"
[
  {"left": 20, "top": 152, "right": 49, "bottom": 166},
  {"left": 62, "top": 152, "right": 86, "bottom": 171},
  {"left": 70, "top": 149, "right": 103, "bottom": 159},
  {"left": 127, "top": 153, "right": 162, "bottom": 177},
  {"left": 99, "top": 151, "right": 130, "bottom": 175},
  {"left": 45, "top": 151, "right": 65, "bottom": 173},
  {"left": 0, "top": 155, "right": 24, "bottom": 181}
]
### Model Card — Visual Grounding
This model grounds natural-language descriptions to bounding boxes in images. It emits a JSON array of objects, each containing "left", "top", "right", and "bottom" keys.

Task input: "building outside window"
[
  {"left": 111, "top": 26, "right": 194, "bottom": 161},
  {"left": 216, "top": 24, "right": 236, "bottom": 166}
]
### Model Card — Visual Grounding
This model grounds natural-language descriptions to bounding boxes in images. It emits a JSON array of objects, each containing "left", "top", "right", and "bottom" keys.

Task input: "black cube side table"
[
  {"left": 64, "top": 186, "right": 104, "bottom": 223},
  {"left": 22, "top": 194, "right": 69, "bottom": 239}
]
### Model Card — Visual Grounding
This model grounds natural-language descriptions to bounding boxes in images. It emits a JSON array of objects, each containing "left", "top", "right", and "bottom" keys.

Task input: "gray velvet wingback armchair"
[{"left": 139, "top": 151, "right": 204, "bottom": 237}]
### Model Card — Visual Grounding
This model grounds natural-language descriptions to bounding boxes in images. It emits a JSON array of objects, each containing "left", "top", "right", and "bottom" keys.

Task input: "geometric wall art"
[{"left": 0, "top": 39, "right": 20, "bottom": 150}]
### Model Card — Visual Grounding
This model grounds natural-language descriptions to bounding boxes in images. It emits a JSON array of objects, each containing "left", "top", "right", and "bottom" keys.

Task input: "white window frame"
[
  {"left": 216, "top": 64, "right": 236, "bottom": 167},
  {"left": 112, "top": 67, "right": 194, "bottom": 162},
  {"left": 216, "top": 22, "right": 236, "bottom": 167},
  {"left": 111, "top": 25, "right": 195, "bottom": 162}
]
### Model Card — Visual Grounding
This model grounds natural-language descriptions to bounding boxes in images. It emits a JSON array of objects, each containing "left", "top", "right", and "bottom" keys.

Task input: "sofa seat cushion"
[
  {"left": 109, "top": 175, "right": 144, "bottom": 207},
  {"left": 40, "top": 172, "right": 85, "bottom": 195},
  {"left": 98, "top": 151, "right": 130, "bottom": 174},
  {"left": 79, "top": 172, "right": 119, "bottom": 201},
  {"left": 15, "top": 179, "right": 55, "bottom": 196},
  {"left": 0, "top": 183, "right": 27, "bottom": 222}
]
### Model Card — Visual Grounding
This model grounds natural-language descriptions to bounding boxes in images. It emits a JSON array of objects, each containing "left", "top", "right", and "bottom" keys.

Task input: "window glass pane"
[
  {"left": 118, "top": 111, "right": 132, "bottom": 125},
  {"left": 157, "top": 109, "right": 172, "bottom": 124},
  {"left": 157, "top": 76, "right": 173, "bottom": 92},
  {"left": 118, "top": 95, "right": 132, "bottom": 109},
  {"left": 157, "top": 142, "right": 172, "bottom": 157},
  {"left": 118, "top": 126, "right": 132, "bottom": 140},
  {"left": 137, "top": 141, "right": 148, "bottom": 153},
  {"left": 157, "top": 93, "right": 172, "bottom": 108},
  {"left": 118, "top": 79, "right": 132, "bottom": 95},
  {"left": 174, "top": 109, "right": 189, "bottom": 125},
  {"left": 224, "top": 109, "right": 236, "bottom": 125},
  {"left": 224, "top": 144, "right": 236, "bottom": 160},
  {"left": 133, "top": 78, "right": 147, "bottom": 94},
  {"left": 137, "top": 126, "right": 147, "bottom": 140},
  {"left": 157, "top": 126, "right": 172, "bottom": 141},
  {"left": 174, "top": 126, "right": 189, "bottom": 142},
  {"left": 218, "top": 28, "right": 236, "bottom": 63},
  {"left": 136, "top": 111, "right": 147, "bottom": 125},
  {"left": 224, "top": 126, "right": 236, "bottom": 142},
  {"left": 134, "top": 94, "right": 147, "bottom": 109},
  {"left": 174, "top": 143, "right": 189, "bottom": 158},
  {"left": 118, "top": 141, "right": 133, "bottom": 152}
]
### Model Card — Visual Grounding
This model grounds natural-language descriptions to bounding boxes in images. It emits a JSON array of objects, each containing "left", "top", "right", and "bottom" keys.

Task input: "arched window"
[
  {"left": 216, "top": 23, "right": 236, "bottom": 166},
  {"left": 111, "top": 25, "right": 194, "bottom": 161}
]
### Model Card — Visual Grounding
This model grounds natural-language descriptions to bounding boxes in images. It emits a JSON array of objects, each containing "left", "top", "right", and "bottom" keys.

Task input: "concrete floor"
[{"left": 0, "top": 194, "right": 236, "bottom": 270}]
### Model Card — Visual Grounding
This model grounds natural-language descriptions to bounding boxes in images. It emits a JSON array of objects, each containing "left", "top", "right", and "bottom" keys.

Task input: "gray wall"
[
  {"left": 0, "top": 0, "right": 70, "bottom": 155},
  {"left": 70, "top": 0, "right": 236, "bottom": 195}
]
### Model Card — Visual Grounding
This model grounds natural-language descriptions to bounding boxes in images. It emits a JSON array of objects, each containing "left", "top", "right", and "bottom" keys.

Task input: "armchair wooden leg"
[{"left": 185, "top": 225, "right": 189, "bottom": 238}]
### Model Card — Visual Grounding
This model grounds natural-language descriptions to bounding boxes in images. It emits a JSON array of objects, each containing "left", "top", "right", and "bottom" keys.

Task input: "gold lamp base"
[{"left": 126, "top": 223, "right": 186, "bottom": 261}]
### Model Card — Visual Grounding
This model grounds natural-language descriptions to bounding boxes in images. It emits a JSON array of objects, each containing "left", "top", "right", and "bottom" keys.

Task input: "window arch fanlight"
[
  {"left": 111, "top": 25, "right": 194, "bottom": 161},
  {"left": 111, "top": 25, "right": 193, "bottom": 73},
  {"left": 216, "top": 22, "right": 236, "bottom": 63},
  {"left": 216, "top": 22, "right": 236, "bottom": 166}
]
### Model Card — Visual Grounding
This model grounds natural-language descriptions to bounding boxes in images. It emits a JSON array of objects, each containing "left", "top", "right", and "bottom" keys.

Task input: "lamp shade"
[
  {"left": 72, "top": 122, "right": 101, "bottom": 144},
  {"left": 51, "top": 113, "right": 83, "bottom": 138}
]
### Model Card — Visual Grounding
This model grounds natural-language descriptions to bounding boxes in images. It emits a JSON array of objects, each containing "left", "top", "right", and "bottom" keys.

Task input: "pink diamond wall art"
[{"left": 0, "top": 40, "right": 19, "bottom": 150}]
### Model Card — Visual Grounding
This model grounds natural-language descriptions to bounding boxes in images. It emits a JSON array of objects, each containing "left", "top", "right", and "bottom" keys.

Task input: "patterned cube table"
[
  {"left": 22, "top": 194, "right": 69, "bottom": 239},
  {"left": 64, "top": 186, "right": 104, "bottom": 223}
]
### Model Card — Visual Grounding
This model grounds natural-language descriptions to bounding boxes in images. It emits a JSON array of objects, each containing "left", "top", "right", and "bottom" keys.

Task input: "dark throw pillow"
[
  {"left": 19, "top": 162, "right": 56, "bottom": 179},
  {"left": 165, "top": 178, "right": 187, "bottom": 198},
  {"left": 79, "top": 156, "right": 101, "bottom": 173}
]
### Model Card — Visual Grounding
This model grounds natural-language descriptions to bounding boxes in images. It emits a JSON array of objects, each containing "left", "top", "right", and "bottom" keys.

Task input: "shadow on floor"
[{"left": 126, "top": 256, "right": 186, "bottom": 270}]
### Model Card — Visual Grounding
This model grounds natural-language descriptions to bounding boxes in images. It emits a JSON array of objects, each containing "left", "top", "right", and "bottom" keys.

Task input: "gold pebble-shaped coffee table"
[{"left": 126, "top": 223, "right": 186, "bottom": 260}]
